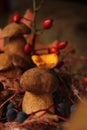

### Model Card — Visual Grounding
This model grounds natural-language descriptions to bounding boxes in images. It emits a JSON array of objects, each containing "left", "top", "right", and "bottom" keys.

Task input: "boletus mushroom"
[
  {"left": 20, "top": 67, "right": 59, "bottom": 120},
  {"left": 0, "top": 22, "right": 32, "bottom": 68}
]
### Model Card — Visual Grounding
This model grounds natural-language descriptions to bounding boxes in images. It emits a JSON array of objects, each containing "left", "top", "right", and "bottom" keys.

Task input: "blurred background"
[{"left": 0, "top": 0, "right": 87, "bottom": 56}]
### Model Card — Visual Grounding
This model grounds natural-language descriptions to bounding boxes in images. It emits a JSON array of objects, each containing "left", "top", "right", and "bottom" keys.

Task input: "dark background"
[{"left": 0, "top": 0, "right": 87, "bottom": 56}]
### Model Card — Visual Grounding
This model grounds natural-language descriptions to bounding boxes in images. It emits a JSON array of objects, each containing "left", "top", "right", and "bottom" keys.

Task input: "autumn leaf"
[
  {"left": 21, "top": 9, "right": 34, "bottom": 27},
  {"left": 31, "top": 53, "right": 59, "bottom": 69}
]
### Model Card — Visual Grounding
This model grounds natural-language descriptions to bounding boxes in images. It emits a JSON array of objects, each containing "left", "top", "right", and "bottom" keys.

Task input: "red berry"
[
  {"left": 43, "top": 19, "right": 53, "bottom": 29},
  {"left": 13, "top": 13, "right": 21, "bottom": 23},
  {"left": 50, "top": 47, "right": 59, "bottom": 53},
  {"left": 57, "top": 41, "right": 68, "bottom": 50},
  {"left": 24, "top": 44, "right": 32, "bottom": 53},
  {"left": 83, "top": 76, "right": 87, "bottom": 83}
]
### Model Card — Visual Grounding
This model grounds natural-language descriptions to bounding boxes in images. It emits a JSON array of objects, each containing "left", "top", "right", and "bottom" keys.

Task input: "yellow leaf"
[{"left": 32, "top": 53, "right": 59, "bottom": 69}]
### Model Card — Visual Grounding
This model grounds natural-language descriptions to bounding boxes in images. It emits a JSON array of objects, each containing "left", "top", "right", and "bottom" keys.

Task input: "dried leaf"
[
  {"left": 32, "top": 53, "right": 59, "bottom": 69},
  {"left": 21, "top": 9, "right": 34, "bottom": 27}
]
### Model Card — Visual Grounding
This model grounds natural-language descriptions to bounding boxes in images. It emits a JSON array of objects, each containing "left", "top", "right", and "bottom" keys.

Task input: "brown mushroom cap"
[
  {"left": 0, "top": 23, "right": 31, "bottom": 38},
  {"left": 20, "top": 67, "right": 59, "bottom": 94},
  {"left": 0, "top": 22, "right": 32, "bottom": 68},
  {"left": 4, "top": 35, "right": 32, "bottom": 65}
]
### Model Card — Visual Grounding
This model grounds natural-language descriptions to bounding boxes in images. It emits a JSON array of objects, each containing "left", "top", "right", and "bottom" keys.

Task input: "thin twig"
[
  {"left": 0, "top": 92, "right": 18, "bottom": 109},
  {"left": 32, "top": 0, "right": 37, "bottom": 50},
  {"left": 35, "top": 0, "right": 45, "bottom": 11}
]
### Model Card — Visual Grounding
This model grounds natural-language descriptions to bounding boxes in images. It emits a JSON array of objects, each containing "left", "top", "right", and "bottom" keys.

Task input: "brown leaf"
[
  {"left": 31, "top": 53, "right": 59, "bottom": 69},
  {"left": 21, "top": 9, "right": 34, "bottom": 27}
]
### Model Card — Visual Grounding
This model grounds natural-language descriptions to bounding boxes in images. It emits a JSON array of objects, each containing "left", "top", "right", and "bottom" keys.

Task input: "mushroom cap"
[
  {"left": 20, "top": 67, "right": 59, "bottom": 94},
  {"left": 4, "top": 35, "right": 32, "bottom": 64},
  {"left": 0, "top": 23, "right": 31, "bottom": 38}
]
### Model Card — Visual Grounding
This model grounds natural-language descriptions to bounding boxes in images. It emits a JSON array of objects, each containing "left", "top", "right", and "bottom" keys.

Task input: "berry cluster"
[
  {"left": 6, "top": 103, "right": 17, "bottom": 121},
  {"left": 6, "top": 103, "right": 28, "bottom": 123},
  {"left": 24, "top": 40, "right": 68, "bottom": 55},
  {"left": 50, "top": 41, "right": 67, "bottom": 54},
  {"left": 8, "top": 12, "right": 68, "bottom": 56},
  {"left": 8, "top": 13, "right": 55, "bottom": 54}
]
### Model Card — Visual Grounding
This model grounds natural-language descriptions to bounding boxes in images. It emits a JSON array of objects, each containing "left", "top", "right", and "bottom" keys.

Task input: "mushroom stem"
[{"left": 22, "top": 91, "right": 55, "bottom": 116}]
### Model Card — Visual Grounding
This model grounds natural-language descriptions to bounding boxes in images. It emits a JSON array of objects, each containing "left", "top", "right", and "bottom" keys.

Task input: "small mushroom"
[
  {"left": 0, "top": 23, "right": 33, "bottom": 70},
  {"left": 20, "top": 67, "right": 58, "bottom": 94},
  {"left": 0, "top": 22, "right": 32, "bottom": 64},
  {"left": 20, "top": 67, "right": 59, "bottom": 118}
]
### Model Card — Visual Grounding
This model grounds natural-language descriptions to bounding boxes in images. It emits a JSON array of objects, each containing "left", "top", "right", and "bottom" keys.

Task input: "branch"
[
  {"left": 35, "top": 0, "right": 45, "bottom": 11},
  {"left": 0, "top": 92, "right": 18, "bottom": 109},
  {"left": 32, "top": 0, "right": 37, "bottom": 50}
]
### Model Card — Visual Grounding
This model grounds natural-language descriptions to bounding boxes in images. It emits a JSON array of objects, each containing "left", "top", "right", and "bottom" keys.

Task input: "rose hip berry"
[
  {"left": 13, "top": 13, "right": 21, "bottom": 23},
  {"left": 24, "top": 44, "right": 32, "bottom": 53},
  {"left": 50, "top": 47, "right": 59, "bottom": 53},
  {"left": 57, "top": 41, "right": 68, "bottom": 50},
  {"left": 83, "top": 76, "right": 87, "bottom": 83},
  {"left": 43, "top": 19, "right": 53, "bottom": 29}
]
